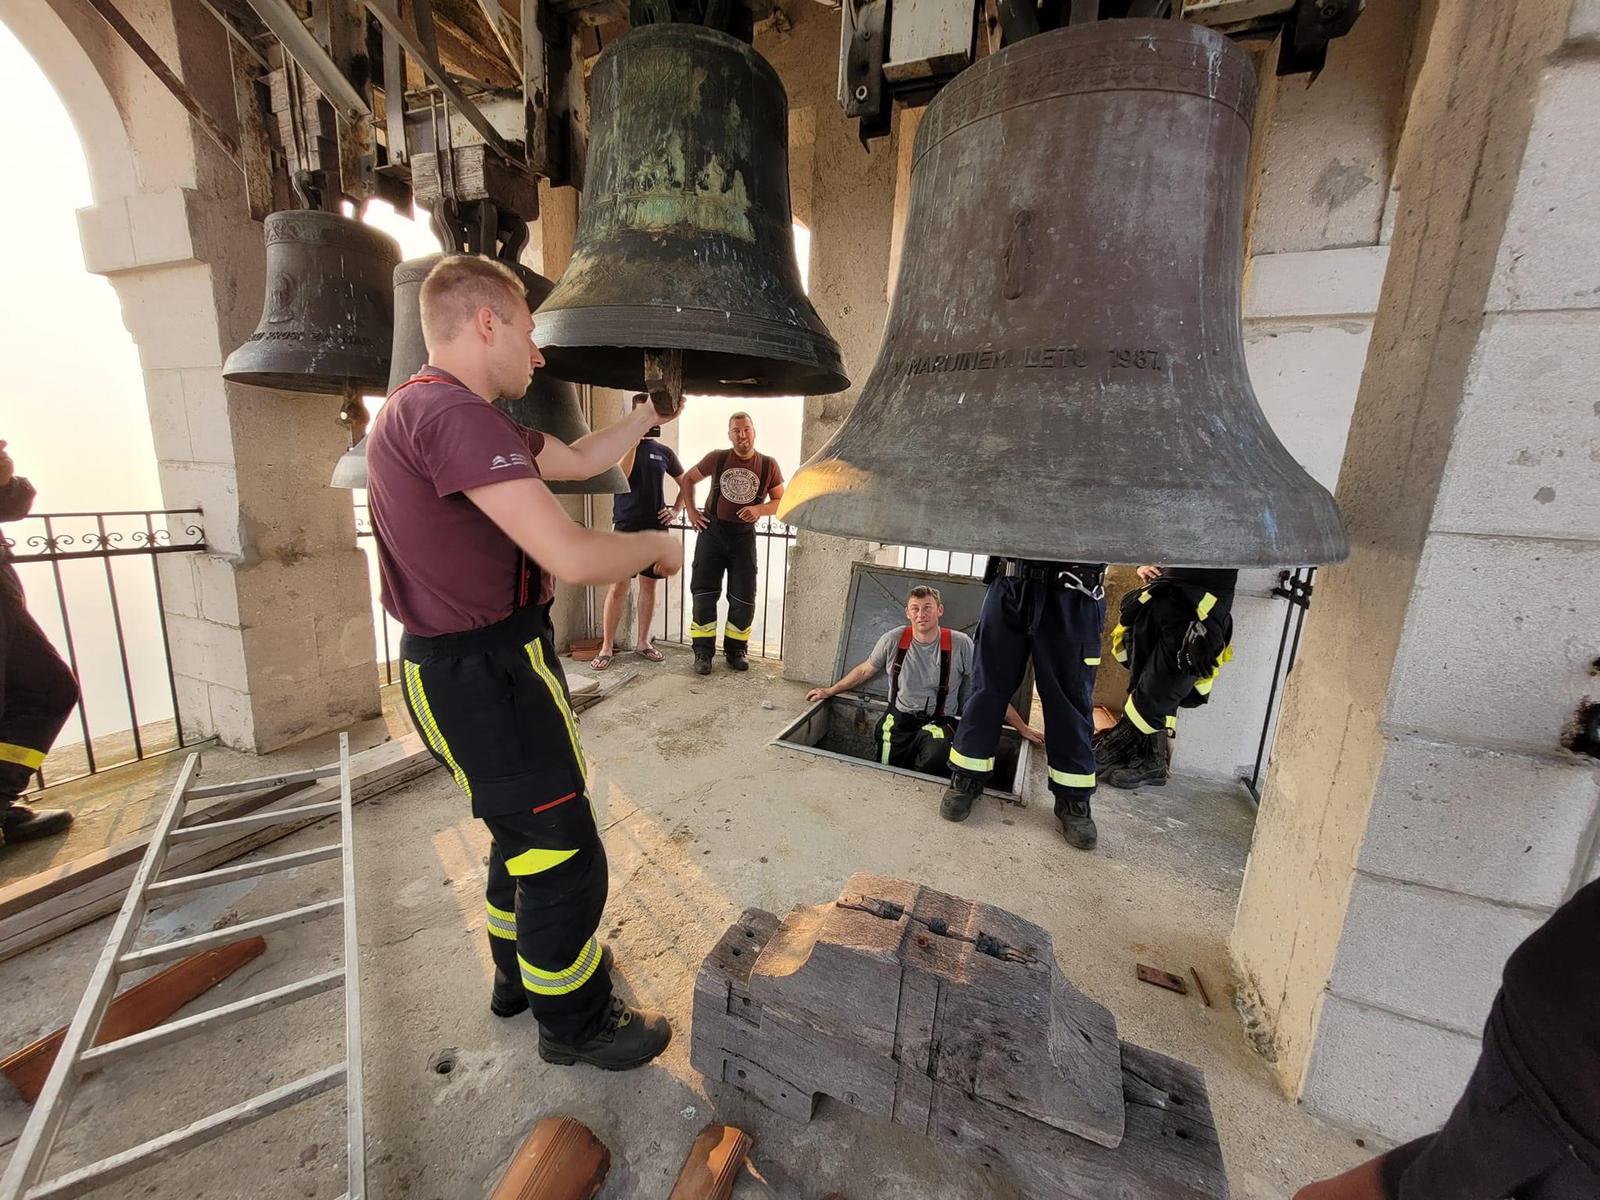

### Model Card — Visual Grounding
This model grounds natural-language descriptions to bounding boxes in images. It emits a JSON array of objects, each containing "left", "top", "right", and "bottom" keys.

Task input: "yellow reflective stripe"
[
  {"left": 1165, "top": 715, "right": 1179, "bottom": 730},
  {"left": 0, "top": 742, "right": 47, "bottom": 770},
  {"left": 1124, "top": 695, "right": 1158, "bottom": 734},
  {"left": 689, "top": 621, "right": 718, "bottom": 638},
  {"left": 880, "top": 712, "right": 896, "bottom": 764},
  {"left": 1084, "top": 656, "right": 1101, "bottom": 666},
  {"left": 519, "top": 937, "right": 602, "bottom": 996},
  {"left": 1110, "top": 624, "right": 1128, "bottom": 663},
  {"left": 402, "top": 661, "right": 472, "bottom": 799},
  {"left": 1193, "top": 677, "right": 1214, "bottom": 695},
  {"left": 526, "top": 639, "right": 588, "bottom": 779},
  {"left": 1138, "top": 590, "right": 1151, "bottom": 604},
  {"left": 485, "top": 901, "right": 518, "bottom": 940},
  {"left": 949, "top": 749, "right": 993, "bottom": 773},
  {"left": 1049, "top": 767, "right": 1096, "bottom": 789},
  {"left": 723, "top": 623, "right": 753, "bottom": 642},
  {"left": 1197, "top": 592, "right": 1217, "bottom": 619},
  {"left": 504, "top": 845, "right": 580, "bottom": 875},
  {"left": 921, "top": 724, "right": 946, "bottom": 739}
]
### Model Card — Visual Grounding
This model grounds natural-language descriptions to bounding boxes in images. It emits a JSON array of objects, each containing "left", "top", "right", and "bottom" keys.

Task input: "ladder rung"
[
  {"left": 184, "top": 765, "right": 340, "bottom": 800},
  {"left": 119, "top": 899, "right": 342, "bottom": 971},
  {"left": 78, "top": 971, "right": 345, "bottom": 1069},
  {"left": 148, "top": 844, "right": 341, "bottom": 898},
  {"left": 167, "top": 800, "right": 341, "bottom": 843},
  {"left": 24, "top": 1064, "right": 347, "bottom": 1200}
]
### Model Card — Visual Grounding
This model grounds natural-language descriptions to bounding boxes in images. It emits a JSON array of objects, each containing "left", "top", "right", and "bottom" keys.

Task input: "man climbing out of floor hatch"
[
  {"left": 1294, "top": 876, "right": 1600, "bottom": 1200},
  {"left": 805, "top": 584, "right": 1043, "bottom": 775},
  {"left": 1095, "top": 565, "right": 1236, "bottom": 790},
  {"left": 0, "top": 441, "right": 80, "bottom": 850},
  {"left": 365, "top": 255, "right": 683, "bottom": 1072},
  {"left": 942, "top": 556, "right": 1108, "bottom": 850},
  {"left": 675, "top": 413, "right": 783, "bottom": 675}
]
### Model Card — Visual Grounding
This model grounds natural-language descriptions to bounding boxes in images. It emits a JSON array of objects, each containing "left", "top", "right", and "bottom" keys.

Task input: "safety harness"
[
  {"left": 702, "top": 450, "right": 773, "bottom": 524},
  {"left": 887, "top": 625, "right": 954, "bottom": 717}
]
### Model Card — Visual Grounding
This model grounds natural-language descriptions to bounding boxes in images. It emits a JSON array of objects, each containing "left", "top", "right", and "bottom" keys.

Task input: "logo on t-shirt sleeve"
[{"left": 490, "top": 453, "right": 532, "bottom": 470}]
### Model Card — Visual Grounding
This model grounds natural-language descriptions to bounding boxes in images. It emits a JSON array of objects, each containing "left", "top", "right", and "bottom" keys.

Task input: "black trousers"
[
  {"left": 0, "top": 565, "right": 79, "bottom": 804},
  {"left": 1116, "top": 581, "right": 1233, "bottom": 735},
  {"left": 1379, "top": 1005, "right": 1600, "bottom": 1200},
  {"left": 951, "top": 574, "right": 1105, "bottom": 801},
  {"left": 399, "top": 607, "right": 611, "bottom": 1042},
  {"left": 873, "top": 709, "right": 956, "bottom": 775},
  {"left": 689, "top": 520, "right": 757, "bottom": 653}
]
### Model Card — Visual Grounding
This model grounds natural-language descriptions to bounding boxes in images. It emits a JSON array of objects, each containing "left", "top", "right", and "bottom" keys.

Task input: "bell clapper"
[
  {"left": 643, "top": 348, "right": 684, "bottom": 418},
  {"left": 338, "top": 388, "right": 369, "bottom": 449}
]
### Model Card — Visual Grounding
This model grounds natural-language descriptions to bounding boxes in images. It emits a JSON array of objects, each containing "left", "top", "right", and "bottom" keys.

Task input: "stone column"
[
  {"left": 23, "top": 0, "right": 379, "bottom": 753},
  {"left": 1172, "top": 3, "right": 1418, "bottom": 780},
  {"left": 1231, "top": 0, "right": 1600, "bottom": 1139},
  {"left": 759, "top": 3, "right": 900, "bottom": 683}
]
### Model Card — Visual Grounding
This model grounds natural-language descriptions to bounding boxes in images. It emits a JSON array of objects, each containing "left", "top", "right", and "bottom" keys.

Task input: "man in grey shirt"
[{"left": 808, "top": 585, "right": 1041, "bottom": 775}]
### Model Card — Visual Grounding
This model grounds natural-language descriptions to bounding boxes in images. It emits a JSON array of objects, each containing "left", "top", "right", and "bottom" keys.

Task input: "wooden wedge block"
[
  {"left": 1, "top": 935, "right": 266, "bottom": 1103},
  {"left": 488, "top": 1115, "right": 610, "bottom": 1200},
  {"left": 667, "top": 1123, "right": 753, "bottom": 1200}
]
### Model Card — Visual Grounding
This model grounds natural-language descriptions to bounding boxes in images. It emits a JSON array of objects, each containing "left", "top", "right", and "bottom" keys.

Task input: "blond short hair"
[
  {"left": 908, "top": 585, "right": 942, "bottom": 604},
  {"left": 729, "top": 412, "right": 753, "bottom": 425},
  {"left": 419, "top": 256, "right": 525, "bottom": 348}
]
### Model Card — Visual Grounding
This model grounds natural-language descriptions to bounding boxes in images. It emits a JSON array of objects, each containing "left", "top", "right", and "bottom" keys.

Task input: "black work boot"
[
  {"left": 1093, "top": 716, "right": 1140, "bottom": 770},
  {"left": 491, "top": 943, "right": 614, "bottom": 1018},
  {"left": 1107, "top": 733, "right": 1169, "bottom": 790},
  {"left": 1055, "top": 793, "right": 1099, "bottom": 851},
  {"left": 0, "top": 803, "right": 73, "bottom": 846},
  {"left": 538, "top": 997, "right": 672, "bottom": 1071},
  {"left": 693, "top": 646, "right": 714, "bottom": 675},
  {"left": 724, "top": 644, "right": 749, "bottom": 672},
  {"left": 939, "top": 771, "right": 984, "bottom": 823}
]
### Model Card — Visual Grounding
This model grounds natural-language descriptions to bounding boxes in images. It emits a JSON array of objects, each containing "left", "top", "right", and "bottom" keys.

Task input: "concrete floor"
[{"left": 0, "top": 648, "right": 1381, "bottom": 1198}]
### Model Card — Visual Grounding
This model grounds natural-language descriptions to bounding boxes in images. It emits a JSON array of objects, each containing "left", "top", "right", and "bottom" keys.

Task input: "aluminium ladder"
[{"left": 0, "top": 734, "right": 366, "bottom": 1200}]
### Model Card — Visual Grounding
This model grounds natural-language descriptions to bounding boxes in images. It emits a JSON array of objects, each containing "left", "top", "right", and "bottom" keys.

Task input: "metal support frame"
[
  {"left": 363, "top": 0, "right": 519, "bottom": 162},
  {"left": 0, "top": 736, "right": 366, "bottom": 1200},
  {"left": 246, "top": 0, "right": 373, "bottom": 124}
]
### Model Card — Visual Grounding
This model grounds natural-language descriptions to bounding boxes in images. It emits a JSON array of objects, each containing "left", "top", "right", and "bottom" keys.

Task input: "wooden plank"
[
  {"left": 0, "top": 739, "right": 435, "bottom": 964},
  {"left": 229, "top": 38, "right": 278, "bottom": 220},
  {"left": 487, "top": 1115, "right": 610, "bottom": 1200},
  {"left": 0, "top": 937, "right": 266, "bottom": 1103},
  {"left": 667, "top": 1124, "right": 752, "bottom": 1200}
]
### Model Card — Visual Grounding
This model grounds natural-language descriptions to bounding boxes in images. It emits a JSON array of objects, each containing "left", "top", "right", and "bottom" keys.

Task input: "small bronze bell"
[
  {"left": 225, "top": 210, "right": 400, "bottom": 394},
  {"left": 781, "top": 21, "right": 1347, "bottom": 568}
]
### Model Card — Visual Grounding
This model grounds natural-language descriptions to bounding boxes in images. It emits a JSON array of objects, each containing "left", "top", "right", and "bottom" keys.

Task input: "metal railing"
[
  {"left": 353, "top": 507, "right": 799, "bottom": 668},
  {"left": 3, "top": 509, "right": 208, "bottom": 790}
]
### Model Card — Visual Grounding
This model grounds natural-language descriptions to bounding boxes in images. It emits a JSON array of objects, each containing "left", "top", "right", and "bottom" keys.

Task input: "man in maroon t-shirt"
[
  {"left": 674, "top": 412, "right": 784, "bottom": 674},
  {"left": 366, "top": 255, "right": 682, "bottom": 1071}
]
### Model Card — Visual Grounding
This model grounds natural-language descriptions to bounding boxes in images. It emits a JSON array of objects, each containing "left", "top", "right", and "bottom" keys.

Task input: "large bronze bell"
[
  {"left": 334, "top": 255, "right": 625, "bottom": 493},
  {"left": 533, "top": 23, "right": 848, "bottom": 398},
  {"left": 225, "top": 210, "right": 400, "bottom": 394},
  {"left": 780, "top": 21, "right": 1348, "bottom": 568}
]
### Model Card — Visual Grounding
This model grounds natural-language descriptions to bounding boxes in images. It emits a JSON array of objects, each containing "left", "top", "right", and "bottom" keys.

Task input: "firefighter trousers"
[
  {"left": 0, "top": 565, "right": 80, "bottom": 804},
  {"left": 399, "top": 606, "right": 611, "bottom": 1042},
  {"left": 1117, "top": 583, "right": 1234, "bottom": 734},
  {"left": 689, "top": 520, "right": 758, "bottom": 653},
  {"left": 873, "top": 708, "right": 956, "bottom": 775},
  {"left": 950, "top": 574, "right": 1105, "bottom": 801}
]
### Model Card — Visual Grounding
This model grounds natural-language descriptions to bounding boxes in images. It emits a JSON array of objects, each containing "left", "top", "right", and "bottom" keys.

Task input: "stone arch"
[{"left": 0, "top": 0, "right": 381, "bottom": 753}]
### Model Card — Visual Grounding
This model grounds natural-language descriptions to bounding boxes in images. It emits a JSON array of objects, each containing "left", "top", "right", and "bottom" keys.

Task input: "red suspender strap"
[
  {"left": 935, "top": 627, "right": 953, "bottom": 718},
  {"left": 888, "top": 625, "right": 914, "bottom": 711}
]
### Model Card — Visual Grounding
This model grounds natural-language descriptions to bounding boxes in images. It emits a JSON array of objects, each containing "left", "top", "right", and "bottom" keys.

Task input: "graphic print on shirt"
[{"left": 719, "top": 467, "right": 761, "bottom": 506}]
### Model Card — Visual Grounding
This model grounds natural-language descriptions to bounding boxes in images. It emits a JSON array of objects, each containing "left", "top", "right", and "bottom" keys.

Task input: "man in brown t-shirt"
[
  {"left": 366, "top": 256, "right": 682, "bottom": 1071},
  {"left": 674, "top": 412, "right": 784, "bottom": 674}
]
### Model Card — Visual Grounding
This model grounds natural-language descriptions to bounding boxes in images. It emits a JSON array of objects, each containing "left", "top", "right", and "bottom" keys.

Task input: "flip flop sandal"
[
  {"left": 637, "top": 646, "right": 665, "bottom": 662},
  {"left": 590, "top": 654, "right": 614, "bottom": 671}
]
